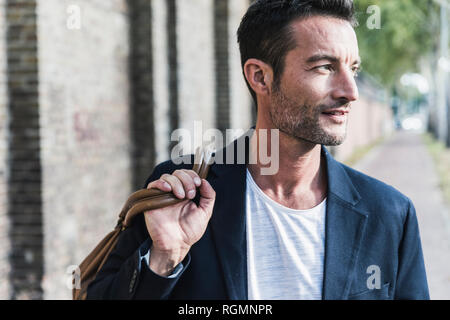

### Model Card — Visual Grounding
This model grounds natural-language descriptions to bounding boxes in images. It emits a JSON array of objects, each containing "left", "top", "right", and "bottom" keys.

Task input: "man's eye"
[
  {"left": 315, "top": 65, "right": 333, "bottom": 72},
  {"left": 352, "top": 66, "right": 361, "bottom": 78}
]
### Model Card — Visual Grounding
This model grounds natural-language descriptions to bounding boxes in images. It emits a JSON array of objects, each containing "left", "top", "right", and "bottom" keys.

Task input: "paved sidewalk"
[{"left": 353, "top": 130, "right": 450, "bottom": 300}]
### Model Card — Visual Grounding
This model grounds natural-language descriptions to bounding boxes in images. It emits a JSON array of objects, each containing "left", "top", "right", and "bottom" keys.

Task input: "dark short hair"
[{"left": 237, "top": 0, "right": 357, "bottom": 105}]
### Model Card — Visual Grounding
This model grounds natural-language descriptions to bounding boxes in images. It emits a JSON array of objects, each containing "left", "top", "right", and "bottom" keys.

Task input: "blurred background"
[{"left": 0, "top": 0, "right": 448, "bottom": 299}]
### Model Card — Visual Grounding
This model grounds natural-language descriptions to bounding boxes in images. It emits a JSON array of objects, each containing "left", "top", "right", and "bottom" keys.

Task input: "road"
[{"left": 353, "top": 130, "right": 450, "bottom": 300}]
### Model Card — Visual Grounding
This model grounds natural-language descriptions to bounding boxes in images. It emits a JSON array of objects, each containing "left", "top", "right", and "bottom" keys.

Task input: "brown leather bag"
[{"left": 72, "top": 148, "right": 213, "bottom": 300}]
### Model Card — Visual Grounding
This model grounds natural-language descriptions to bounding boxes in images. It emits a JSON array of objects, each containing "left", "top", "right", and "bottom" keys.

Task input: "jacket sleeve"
[
  {"left": 394, "top": 198, "right": 430, "bottom": 299},
  {"left": 86, "top": 162, "right": 191, "bottom": 300}
]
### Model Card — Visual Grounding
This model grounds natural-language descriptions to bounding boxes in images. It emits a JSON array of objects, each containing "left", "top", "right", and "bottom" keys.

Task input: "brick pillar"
[
  {"left": 167, "top": 0, "right": 179, "bottom": 153},
  {"left": 0, "top": 0, "right": 11, "bottom": 300},
  {"left": 128, "top": 0, "right": 156, "bottom": 190},
  {"left": 5, "top": 0, "right": 43, "bottom": 299},
  {"left": 177, "top": 0, "right": 215, "bottom": 152},
  {"left": 229, "top": 0, "right": 253, "bottom": 131},
  {"left": 214, "top": 0, "right": 230, "bottom": 134},
  {"left": 248, "top": 0, "right": 257, "bottom": 125},
  {"left": 152, "top": 0, "right": 171, "bottom": 164}
]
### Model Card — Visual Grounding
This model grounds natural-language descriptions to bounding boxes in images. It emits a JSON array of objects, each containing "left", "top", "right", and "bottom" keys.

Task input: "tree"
[{"left": 354, "top": 0, "right": 441, "bottom": 89}]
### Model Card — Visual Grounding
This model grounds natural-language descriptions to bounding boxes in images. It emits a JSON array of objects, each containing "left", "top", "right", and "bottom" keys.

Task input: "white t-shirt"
[{"left": 246, "top": 169, "right": 326, "bottom": 300}]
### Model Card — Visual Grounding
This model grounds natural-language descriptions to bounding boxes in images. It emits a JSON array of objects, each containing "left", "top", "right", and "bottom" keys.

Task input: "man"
[{"left": 87, "top": 0, "right": 429, "bottom": 299}]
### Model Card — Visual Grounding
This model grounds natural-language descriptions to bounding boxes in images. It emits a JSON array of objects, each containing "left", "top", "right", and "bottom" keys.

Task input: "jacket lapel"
[
  {"left": 208, "top": 132, "right": 252, "bottom": 300},
  {"left": 321, "top": 146, "right": 369, "bottom": 299}
]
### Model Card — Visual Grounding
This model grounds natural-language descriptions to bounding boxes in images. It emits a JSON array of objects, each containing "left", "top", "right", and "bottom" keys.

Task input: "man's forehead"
[
  {"left": 289, "top": 15, "right": 359, "bottom": 61},
  {"left": 291, "top": 15, "right": 355, "bottom": 35}
]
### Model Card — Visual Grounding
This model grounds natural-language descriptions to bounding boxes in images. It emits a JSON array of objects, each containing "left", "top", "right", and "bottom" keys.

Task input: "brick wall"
[
  {"left": 0, "top": 0, "right": 11, "bottom": 300},
  {"left": 0, "top": 0, "right": 392, "bottom": 300},
  {"left": 36, "top": 0, "right": 131, "bottom": 299},
  {"left": 214, "top": 0, "right": 230, "bottom": 134},
  {"left": 177, "top": 0, "right": 215, "bottom": 153},
  {"left": 128, "top": 0, "right": 156, "bottom": 190},
  {"left": 151, "top": 0, "right": 253, "bottom": 163},
  {"left": 167, "top": 0, "right": 179, "bottom": 153},
  {"left": 174, "top": 0, "right": 253, "bottom": 154},
  {"left": 152, "top": 0, "right": 171, "bottom": 164},
  {"left": 229, "top": 0, "right": 253, "bottom": 132},
  {"left": 6, "top": 0, "right": 43, "bottom": 300},
  {"left": 333, "top": 78, "right": 394, "bottom": 161}
]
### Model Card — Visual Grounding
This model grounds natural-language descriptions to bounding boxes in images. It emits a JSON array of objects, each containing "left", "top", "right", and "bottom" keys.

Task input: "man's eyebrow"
[
  {"left": 306, "top": 54, "right": 339, "bottom": 64},
  {"left": 306, "top": 54, "right": 361, "bottom": 65}
]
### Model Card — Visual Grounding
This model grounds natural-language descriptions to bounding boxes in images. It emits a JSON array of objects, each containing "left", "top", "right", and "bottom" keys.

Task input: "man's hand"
[{"left": 144, "top": 169, "right": 216, "bottom": 277}]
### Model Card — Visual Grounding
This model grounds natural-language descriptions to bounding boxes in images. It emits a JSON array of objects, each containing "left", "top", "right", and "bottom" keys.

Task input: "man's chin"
[
  {"left": 322, "top": 138, "right": 345, "bottom": 146},
  {"left": 292, "top": 134, "right": 346, "bottom": 146},
  {"left": 309, "top": 134, "right": 346, "bottom": 146},
  {"left": 319, "top": 126, "right": 348, "bottom": 146},
  {"left": 276, "top": 124, "right": 347, "bottom": 146},
  {"left": 320, "top": 131, "right": 347, "bottom": 146},
  {"left": 296, "top": 128, "right": 347, "bottom": 146}
]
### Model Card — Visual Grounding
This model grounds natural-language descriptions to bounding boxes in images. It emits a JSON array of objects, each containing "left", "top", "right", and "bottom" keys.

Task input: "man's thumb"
[{"left": 198, "top": 179, "right": 216, "bottom": 212}]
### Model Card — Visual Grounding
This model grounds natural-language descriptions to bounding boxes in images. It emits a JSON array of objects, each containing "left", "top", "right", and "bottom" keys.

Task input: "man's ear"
[{"left": 243, "top": 59, "right": 273, "bottom": 98}]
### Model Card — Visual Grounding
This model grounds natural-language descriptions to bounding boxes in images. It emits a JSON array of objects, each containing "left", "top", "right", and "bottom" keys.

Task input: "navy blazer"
[{"left": 87, "top": 131, "right": 429, "bottom": 300}]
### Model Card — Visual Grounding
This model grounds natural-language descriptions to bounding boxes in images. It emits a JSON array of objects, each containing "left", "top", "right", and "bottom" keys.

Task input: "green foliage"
[{"left": 354, "top": 0, "right": 440, "bottom": 88}]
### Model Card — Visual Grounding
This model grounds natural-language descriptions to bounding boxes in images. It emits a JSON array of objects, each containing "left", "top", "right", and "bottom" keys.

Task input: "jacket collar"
[{"left": 208, "top": 128, "right": 368, "bottom": 300}]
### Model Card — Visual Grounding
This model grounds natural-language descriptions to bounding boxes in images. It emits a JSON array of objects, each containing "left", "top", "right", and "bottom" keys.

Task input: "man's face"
[{"left": 269, "top": 16, "right": 360, "bottom": 146}]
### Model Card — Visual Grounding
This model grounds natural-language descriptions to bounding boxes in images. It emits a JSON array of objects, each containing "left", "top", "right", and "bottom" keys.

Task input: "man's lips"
[
  {"left": 321, "top": 107, "right": 350, "bottom": 124},
  {"left": 321, "top": 108, "right": 350, "bottom": 116}
]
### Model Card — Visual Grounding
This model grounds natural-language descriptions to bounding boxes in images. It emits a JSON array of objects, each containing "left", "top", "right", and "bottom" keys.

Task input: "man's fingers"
[
  {"left": 147, "top": 179, "right": 172, "bottom": 192},
  {"left": 144, "top": 179, "right": 172, "bottom": 215},
  {"left": 181, "top": 169, "right": 202, "bottom": 187},
  {"left": 146, "top": 170, "right": 202, "bottom": 201},
  {"left": 160, "top": 174, "right": 185, "bottom": 199},
  {"left": 172, "top": 170, "right": 197, "bottom": 199}
]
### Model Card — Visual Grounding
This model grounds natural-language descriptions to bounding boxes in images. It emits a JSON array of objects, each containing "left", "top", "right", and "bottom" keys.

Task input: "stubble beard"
[{"left": 269, "top": 84, "right": 348, "bottom": 146}]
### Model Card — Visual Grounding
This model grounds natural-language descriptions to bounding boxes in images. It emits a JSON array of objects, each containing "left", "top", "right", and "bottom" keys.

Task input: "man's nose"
[{"left": 331, "top": 68, "right": 359, "bottom": 102}]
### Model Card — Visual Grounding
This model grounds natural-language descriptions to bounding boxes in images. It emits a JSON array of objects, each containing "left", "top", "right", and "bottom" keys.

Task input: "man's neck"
[{"left": 247, "top": 126, "right": 328, "bottom": 210}]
